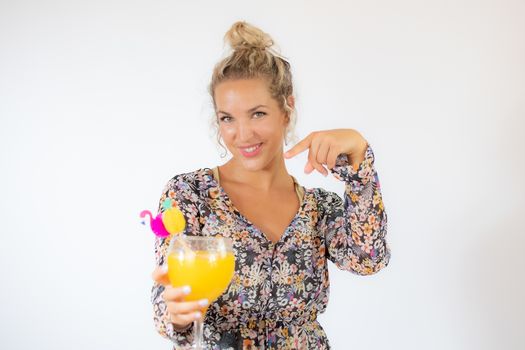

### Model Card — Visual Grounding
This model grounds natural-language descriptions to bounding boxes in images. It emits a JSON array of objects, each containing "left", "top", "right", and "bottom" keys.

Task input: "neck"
[{"left": 219, "top": 153, "right": 291, "bottom": 192}]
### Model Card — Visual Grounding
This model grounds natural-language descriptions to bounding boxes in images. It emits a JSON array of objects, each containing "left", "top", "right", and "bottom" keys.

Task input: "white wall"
[{"left": 1, "top": 1, "right": 524, "bottom": 349}]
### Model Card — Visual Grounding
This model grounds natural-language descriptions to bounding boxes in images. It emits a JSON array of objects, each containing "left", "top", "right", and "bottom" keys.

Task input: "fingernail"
[
  {"left": 198, "top": 299, "right": 209, "bottom": 307},
  {"left": 182, "top": 286, "right": 191, "bottom": 295},
  {"left": 194, "top": 311, "right": 202, "bottom": 319}
]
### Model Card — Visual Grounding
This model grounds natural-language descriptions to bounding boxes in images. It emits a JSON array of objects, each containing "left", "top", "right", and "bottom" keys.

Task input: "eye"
[
  {"left": 219, "top": 115, "right": 233, "bottom": 123},
  {"left": 253, "top": 111, "right": 266, "bottom": 118}
]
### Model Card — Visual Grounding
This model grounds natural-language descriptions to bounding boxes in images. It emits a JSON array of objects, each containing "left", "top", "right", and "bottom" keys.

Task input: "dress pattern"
[{"left": 151, "top": 144, "right": 390, "bottom": 349}]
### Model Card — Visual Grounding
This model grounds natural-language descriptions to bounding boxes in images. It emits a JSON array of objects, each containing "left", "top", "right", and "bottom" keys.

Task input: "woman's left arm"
[
  {"left": 322, "top": 142, "right": 390, "bottom": 274},
  {"left": 285, "top": 129, "right": 391, "bottom": 275}
]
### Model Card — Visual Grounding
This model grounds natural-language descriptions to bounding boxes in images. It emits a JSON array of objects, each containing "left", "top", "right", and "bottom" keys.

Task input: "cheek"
[
  {"left": 260, "top": 123, "right": 285, "bottom": 141},
  {"left": 219, "top": 125, "right": 235, "bottom": 142}
]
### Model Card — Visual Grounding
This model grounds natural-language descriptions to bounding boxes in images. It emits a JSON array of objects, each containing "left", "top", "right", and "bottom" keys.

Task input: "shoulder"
[
  {"left": 311, "top": 187, "right": 343, "bottom": 206},
  {"left": 302, "top": 186, "right": 343, "bottom": 218},
  {"left": 163, "top": 168, "right": 214, "bottom": 192},
  {"left": 311, "top": 187, "right": 341, "bottom": 202},
  {"left": 159, "top": 168, "right": 216, "bottom": 207}
]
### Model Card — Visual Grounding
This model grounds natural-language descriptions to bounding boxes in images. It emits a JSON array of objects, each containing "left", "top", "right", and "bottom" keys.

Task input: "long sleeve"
[
  {"left": 316, "top": 143, "right": 390, "bottom": 275},
  {"left": 151, "top": 174, "right": 203, "bottom": 346}
]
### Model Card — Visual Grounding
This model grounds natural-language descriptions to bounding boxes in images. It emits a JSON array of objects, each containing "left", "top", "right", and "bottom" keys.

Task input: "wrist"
[{"left": 351, "top": 140, "right": 368, "bottom": 171}]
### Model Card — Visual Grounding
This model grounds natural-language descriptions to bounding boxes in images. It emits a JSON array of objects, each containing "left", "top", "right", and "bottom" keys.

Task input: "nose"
[{"left": 237, "top": 119, "right": 255, "bottom": 142}]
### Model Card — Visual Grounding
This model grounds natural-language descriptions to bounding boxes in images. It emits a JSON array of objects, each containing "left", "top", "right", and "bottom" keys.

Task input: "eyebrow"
[{"left": 217, "top": 104, "right": 268, "bottom": 115}]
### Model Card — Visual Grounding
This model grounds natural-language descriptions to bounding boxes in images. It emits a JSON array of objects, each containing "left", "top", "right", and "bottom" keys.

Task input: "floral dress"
[{"left": 151, "top": 143, "right": 390, "bottom": 349}]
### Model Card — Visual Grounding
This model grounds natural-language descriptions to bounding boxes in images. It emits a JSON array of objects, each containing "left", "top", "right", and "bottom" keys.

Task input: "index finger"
[{"left": 284, "top": 134, "right": 312, "bottom": 159}]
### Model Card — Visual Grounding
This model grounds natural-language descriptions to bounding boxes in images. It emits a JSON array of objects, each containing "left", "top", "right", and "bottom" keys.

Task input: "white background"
[{"left": 1, "top": 1, "right": 524, "bottom": 349}]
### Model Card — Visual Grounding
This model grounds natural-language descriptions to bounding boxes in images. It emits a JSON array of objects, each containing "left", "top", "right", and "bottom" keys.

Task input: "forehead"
[{"left": 214, "top": 78, "right": 275, "bottom": 111}]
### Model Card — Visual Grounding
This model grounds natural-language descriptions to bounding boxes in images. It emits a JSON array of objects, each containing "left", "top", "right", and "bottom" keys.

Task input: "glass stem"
[{"left": 193, "top": 317, "right": 204, "bottom": 350}]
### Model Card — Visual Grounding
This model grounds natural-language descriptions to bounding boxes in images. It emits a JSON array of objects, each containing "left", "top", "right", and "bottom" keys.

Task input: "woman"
[{"left": 151, "top": 21, "right": 390, "bottom": 349}]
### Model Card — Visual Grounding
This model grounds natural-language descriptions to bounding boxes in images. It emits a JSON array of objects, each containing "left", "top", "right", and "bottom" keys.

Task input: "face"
[{"left": 214, "top": 78, "right": 293, "bottom": 172}]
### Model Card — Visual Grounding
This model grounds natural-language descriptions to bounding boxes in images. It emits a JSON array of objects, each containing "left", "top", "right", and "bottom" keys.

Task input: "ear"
[
  {"left": 284, "top": 95, "right": 295, "bottom": 125},
  {"left": 287, "top": 95, "right": 295, "bottom": 110}
]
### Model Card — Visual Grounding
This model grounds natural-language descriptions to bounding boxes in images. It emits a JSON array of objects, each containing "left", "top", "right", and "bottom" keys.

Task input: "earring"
[{"left": 217, "top": 138, "right": 228, "bottom": 158}]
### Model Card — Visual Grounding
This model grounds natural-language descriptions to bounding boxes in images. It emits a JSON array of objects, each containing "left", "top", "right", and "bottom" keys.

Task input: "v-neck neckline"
[{"left": 203, "top": 167, "right": 308, "bottom": 245}]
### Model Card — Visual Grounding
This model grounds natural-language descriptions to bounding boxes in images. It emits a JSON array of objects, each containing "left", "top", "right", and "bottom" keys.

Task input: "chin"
[{"left": 237, "top": 158, "right": 268, "bottom": 172}]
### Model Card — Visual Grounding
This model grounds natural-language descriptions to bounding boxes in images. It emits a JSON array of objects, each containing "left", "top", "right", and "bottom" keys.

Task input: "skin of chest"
[{"left": 221, "top": 183, "right": 300, "bottom": 243}]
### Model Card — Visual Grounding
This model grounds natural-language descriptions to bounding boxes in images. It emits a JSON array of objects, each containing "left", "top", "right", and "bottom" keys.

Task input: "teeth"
[{"left": 243, "top": 144, "right": 260, "bottom": 152}]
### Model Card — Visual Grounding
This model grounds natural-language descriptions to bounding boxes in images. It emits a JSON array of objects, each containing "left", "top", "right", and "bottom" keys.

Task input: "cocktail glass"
[{"left": 167, "top": 235, "right": 235, "bottom": 350}]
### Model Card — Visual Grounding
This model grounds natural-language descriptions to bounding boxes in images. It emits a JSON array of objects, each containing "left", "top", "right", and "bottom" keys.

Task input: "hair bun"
[{"left": 224, "top": 21, "right": 274, "bottom": 51}]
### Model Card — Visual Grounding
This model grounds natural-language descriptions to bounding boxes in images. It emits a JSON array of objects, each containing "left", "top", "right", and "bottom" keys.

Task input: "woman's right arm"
[
  {"left": 151, "top": 174, "right": 204, "bottom": 343},
  {"left": 151, "top": 252, "right": 195, "bottom": 342}
]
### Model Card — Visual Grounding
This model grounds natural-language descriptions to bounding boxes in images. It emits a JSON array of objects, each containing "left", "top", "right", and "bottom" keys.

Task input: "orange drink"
[{"left": 167, "top": 250, "right": 235, "bottom": 303}]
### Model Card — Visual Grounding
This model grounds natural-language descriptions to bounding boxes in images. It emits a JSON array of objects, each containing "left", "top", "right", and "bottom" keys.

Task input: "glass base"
[{"left": 192, "top": 318, "right": 206, "bottom": 350}]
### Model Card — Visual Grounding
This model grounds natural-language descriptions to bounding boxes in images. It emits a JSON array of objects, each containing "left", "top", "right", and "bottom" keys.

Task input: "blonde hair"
[{"left": 208, "top": 21, "right": 297, "bottom": 155}]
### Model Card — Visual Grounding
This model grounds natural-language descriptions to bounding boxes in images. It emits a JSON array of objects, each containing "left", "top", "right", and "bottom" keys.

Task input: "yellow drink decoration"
[
  {"left": 163, "top": 206, "right": 186, "bottom": 234},
  {"left": 167, "top": 250, "right": 235, "bottom": 303}
]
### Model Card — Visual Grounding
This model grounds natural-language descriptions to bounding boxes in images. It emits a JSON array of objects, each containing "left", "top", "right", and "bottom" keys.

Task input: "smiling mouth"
[
  {"left": 239, "top": 143, "right": 263, "bottom": 157},
  {"left": 242, "top": 144, "right": 261, "bottom": 152}
]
